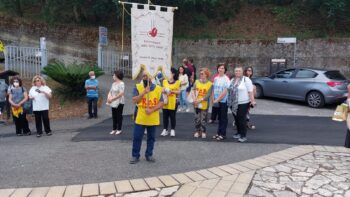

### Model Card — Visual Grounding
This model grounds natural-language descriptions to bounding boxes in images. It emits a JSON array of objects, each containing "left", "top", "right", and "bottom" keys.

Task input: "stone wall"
[
  {"left": 1, "top": 15, "right": 350, "bottom": 77},
  {"left": 173, "top": 39, "right": 350, "bottom": 77}
]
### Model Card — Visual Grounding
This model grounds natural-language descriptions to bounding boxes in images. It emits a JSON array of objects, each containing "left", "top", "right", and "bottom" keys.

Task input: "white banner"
[{"left": 131, "top": 5, "right": 174, "bottom": 79}]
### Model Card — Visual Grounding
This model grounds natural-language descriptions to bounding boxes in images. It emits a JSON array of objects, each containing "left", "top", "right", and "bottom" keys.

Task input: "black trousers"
[
  {"left": 345, "top": 129, "right": 350, "bottom": 148},
  {"left": 87, "top": 97, "right": 98, "bottom": 117},
  {"left": 13, "top": 112, "right": 30, "bottom": 134},
  {"left": 233, "top": 103, "right": 250, "bottom": 138},
  {"left": 217, "top": 102, "right": 228, "bottom": 137},
  {"left": 34, "top": 110, "right": 51, "bottom": 134},
  {"left": 112, "top": 104, "right": 124, "bottom": 131},
  {"left": 210, "top": 106, "right": 220, "bottom": 121},
  {"left": 163, "top": 109, "right": 176, "bottom": 130}
]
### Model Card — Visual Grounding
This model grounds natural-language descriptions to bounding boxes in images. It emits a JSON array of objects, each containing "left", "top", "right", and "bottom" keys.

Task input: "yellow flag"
[{"left": 0, "top": 40, "right": 4, "bottom": 52}]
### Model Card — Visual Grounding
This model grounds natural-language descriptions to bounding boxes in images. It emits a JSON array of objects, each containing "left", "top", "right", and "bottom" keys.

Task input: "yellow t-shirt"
[
  {"left": 195, "top": 80, "right": 213, "bottom": 110},
  {"left": 162, "top": 80, "right": 180, "bottom": 110},
  {"left": 135, "top": 83, "right": 163, "bottom": 126}
]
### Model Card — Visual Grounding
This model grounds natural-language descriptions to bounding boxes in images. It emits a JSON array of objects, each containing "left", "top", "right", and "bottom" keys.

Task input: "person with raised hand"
[
  {"left": 130, "top": 71, "right": 164, "bottom": 164},
  {"left": 29, "top": 75, "right": 52, "bottom": 137}
]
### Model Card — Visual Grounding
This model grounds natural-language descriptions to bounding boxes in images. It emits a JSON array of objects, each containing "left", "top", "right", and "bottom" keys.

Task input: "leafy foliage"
[
  {"left": 0, "top": 0, "right": 349, "bottom": 36},
  {"left": 42, "top": 61, "right": 104, "bottom": 100},
  {"left": 247, "top": 0, "right": 350, "bottom": 32}
]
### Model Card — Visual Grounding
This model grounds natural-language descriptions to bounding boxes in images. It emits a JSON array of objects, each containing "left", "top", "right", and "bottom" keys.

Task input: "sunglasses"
[{"left": 35, "top": 80, "right": 41, "bottom": 82}]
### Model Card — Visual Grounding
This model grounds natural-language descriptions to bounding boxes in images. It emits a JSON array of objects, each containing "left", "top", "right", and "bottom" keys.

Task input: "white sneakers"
[
  {"left": 116, "top": 130, "right": 122, "bottom": 135},
  {"left": 178, "top": 107, "right": 190, "bottom": 112},
  {"left": 194, "top": 132, "right": 199, "bottom": 138},
  {"left": 110, "top": 130, "right": 122, "bottom": 135},
  {"left": 161, "top": 129, "right": 175, "bottom": 137},
  {"left": 201, "top": 133, "right": 206, "bottom": 139},
  {"left": 160, "top": 129, "right": 169, "bottom": 136},
  {"left": 170, "top": 129, "right": 175, "bottom": 137}
]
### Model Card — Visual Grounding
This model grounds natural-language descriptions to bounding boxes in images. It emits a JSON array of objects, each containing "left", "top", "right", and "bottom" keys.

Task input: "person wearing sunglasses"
[
  {"left": 192, "top": 68, "right": 212, "bottom": 139},
  {"left": 29, "top": 75, "right": 52, "bottom": 137},
  {"left": 8, "top": 76, "right": 31, "bottom": 136}
]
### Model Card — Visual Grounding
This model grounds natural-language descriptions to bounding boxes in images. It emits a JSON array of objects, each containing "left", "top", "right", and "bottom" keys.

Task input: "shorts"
[{"left": 0, "top": 101, "right": 5, "bottom": 112}]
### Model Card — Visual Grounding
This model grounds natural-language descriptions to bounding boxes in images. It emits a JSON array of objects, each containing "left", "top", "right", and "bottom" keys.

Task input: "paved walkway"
[{"left": 2, "top": 145, "right": 350, "bottom": 197}]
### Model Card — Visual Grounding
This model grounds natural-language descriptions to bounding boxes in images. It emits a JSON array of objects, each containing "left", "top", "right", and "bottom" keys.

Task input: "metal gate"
[
  {"left": 5, "top": 46, "right": 48, "bottom": 78},
  {"left": 98, "top": 47, "right": 132, "bottom": 77}
]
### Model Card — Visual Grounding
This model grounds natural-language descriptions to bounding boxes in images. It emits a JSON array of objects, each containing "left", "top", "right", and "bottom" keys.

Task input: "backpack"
[{"left": 11, "top": 87, "right": 33, "bottom": 114}]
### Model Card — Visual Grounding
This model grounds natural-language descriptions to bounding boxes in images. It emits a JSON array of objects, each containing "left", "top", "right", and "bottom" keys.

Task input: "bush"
[
  {"left": 42, "top": 61, "right": 104, "bottom": 100},
  {"left": 192, "top": 13, "right": 209, "bottom": 27}
]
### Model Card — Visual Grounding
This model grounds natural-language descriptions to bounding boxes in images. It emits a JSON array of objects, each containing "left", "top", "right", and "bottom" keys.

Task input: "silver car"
[{"left": 253, "top": 68, "right": 349, "bottom": 108}]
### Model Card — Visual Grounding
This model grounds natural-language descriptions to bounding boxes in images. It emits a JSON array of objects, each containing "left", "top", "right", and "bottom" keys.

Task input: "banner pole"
[{"left": 118, "top": 1, "right": 178, "bottom": 10}]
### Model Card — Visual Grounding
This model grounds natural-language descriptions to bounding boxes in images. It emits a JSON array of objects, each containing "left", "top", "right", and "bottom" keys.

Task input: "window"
[
  {"left": 295, "top": 69, "right": 318, "bottom": 78},
  {"left": 275, "top": 69, "right": 295, "bottom": 79},
  {"left": 324, "top": 71, "right": 347, "bottom": 80}
]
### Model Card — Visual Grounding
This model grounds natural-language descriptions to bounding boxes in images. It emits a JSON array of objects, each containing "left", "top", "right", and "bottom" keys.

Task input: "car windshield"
[{"left": 324, "top": 71, "right": 347, "bottom": 80}]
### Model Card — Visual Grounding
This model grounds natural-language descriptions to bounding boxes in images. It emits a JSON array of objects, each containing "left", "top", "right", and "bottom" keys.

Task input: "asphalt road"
[{"left": 73, "top": 114, "right": 348, "bottom": 146}]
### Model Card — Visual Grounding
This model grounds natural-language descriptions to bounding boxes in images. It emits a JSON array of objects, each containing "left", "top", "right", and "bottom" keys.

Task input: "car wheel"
[
  {"left": 306, "top": 91, "right": 325, "bottom": 108},
  {"left": 255, "top": 85, "right": 264, "bottom": 99}
]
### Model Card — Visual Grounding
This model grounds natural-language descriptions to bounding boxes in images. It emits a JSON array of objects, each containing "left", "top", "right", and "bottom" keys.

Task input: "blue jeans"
[
  {"left": 179, "top": 90, "right": 188, "bottom": 109},
  {"left": 217, "top": 102, "right": 228, "bottom": 137},
  {"left": 87, "top": 97, "right": 98, "bottom": 117},
  {"left": 132, "top": 124, "right": 156, "bottom": 159}
]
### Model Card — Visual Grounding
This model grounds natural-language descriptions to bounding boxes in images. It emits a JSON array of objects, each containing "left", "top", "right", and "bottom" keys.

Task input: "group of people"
[
  {"left": 0, "top": 75, "right": 52, "bottom": 137},
  {"left": 1, "top": 60, "right": 257, "bottom": 164},
  {"left": 90, "top": 59, "right": 256, "bottom": 163}
]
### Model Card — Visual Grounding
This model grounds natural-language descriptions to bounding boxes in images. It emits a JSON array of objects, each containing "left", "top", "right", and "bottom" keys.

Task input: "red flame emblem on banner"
[{"left": 148, "top": 27, "right": 158, "bottom": 37}]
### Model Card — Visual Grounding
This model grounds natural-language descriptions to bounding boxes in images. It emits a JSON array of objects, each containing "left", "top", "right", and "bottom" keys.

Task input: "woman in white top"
[
  {"left": 107, "top": 70, "right": 125, "bottom": 135},
  {"left": 29, "top": 75, "right": 52, "bottom": 137},
  {"left": 178, "top": 66, "right": 189, "bottom": 112},
  {"left": 345, "top": 84, "right": 350, "bottom": 148},
  {"left": 228, "top": 67, "right": 256, "bottom": 142}
]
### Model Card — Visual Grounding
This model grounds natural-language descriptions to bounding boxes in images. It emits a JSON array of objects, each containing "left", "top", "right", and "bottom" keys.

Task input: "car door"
[
  {"left": 264, "top": 69, "right": 296, "bottom": 98},
  {"left": 286, "top": 69, "right": 318, "bottom": 100}
]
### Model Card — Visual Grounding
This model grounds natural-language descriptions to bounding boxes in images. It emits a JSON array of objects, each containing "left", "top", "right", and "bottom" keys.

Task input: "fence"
[
  {"left": 98, "top": 47, "right": 132, "bottom": 77},
  {"left": 4, "top": 46, "right": 48, "bottom": 78}
]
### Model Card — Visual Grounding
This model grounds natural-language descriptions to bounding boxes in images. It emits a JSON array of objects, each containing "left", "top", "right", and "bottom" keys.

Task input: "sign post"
[
  {"left": 40, "top": 37, "right": 48, "bottom": 69},
  {"left": 277, "top": 37, "right": 297, "bottom": 67},
  {"left": 98, "top": 26, "right": 108, "bottom": 68}
]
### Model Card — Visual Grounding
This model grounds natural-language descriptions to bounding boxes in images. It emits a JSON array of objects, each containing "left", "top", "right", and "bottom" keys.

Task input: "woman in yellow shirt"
[
  {"left": 160, "top": 68, "right": 181, "bottom": 137},
  {"left": 192, "top": 68, "right": 213, "bottom": 138}
]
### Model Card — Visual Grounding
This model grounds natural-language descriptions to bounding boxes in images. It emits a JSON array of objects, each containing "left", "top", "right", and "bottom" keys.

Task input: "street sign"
[
  {"left": 99, "top": 26, "right": 108, "bottom": 46},
  {"left": 277, "top": 37, "right": 296, "bottom": 44}
]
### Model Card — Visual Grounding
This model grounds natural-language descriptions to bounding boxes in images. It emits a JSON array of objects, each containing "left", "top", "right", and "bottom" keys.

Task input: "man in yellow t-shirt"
[{"left": 130, "top": 72, "right": 164, "bottom": 164}]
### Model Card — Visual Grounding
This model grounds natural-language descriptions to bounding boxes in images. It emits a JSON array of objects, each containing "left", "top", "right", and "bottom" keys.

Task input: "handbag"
[
  {"left": 11, "top": 87, "right": 33, "bottom": 114},
  {"left": 332, "top": 103, "right": 349, "bottom": 122},
  {"left": 23, "top": 99, "right": 33, "bottom": 114},
  {"left": 186, "top": 90, "right": 196, "bottom": 104}
]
